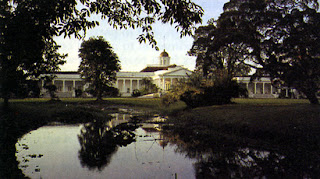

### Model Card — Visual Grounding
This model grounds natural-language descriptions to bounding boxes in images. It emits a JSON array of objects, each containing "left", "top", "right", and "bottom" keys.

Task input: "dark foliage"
[
  {"left": 79, "top": 36, "right": 121, "bottom": 100},
  {"left": 162, "top": 71, "right": 247, "bottom": 108},
  {"left": 75, "top": 89, "right": 83, "bottom": 98},
  {"left": 132, "top": 89, "right": 142, "bottom": 97},
  {"left": 78, "top": 120, "right": 138, "bottom": 170},
  {"left": 181, "top": 79, "right": 246, "bottom": 108},
  {"left": 204, "top": 0, "right": 319, "bottom": 104},
  {"left": 1, "top": 0, "right": 203, "bottom": 106},
  {"left": 86, "top": 85, "right": 119, "bottom": 98}
]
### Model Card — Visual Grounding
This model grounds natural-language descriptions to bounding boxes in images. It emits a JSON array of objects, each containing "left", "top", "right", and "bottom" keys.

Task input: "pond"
[
  {"left": 15, "top": 112, "right": 196, "bottom": 179},
  {"left": 15, "top": 109, "right": 320, "bottom": 178}
]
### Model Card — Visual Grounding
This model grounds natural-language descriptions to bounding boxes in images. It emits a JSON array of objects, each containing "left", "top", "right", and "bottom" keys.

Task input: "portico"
[
  {"left": 40, "top": 72, "right": 89, "bottom": 98},
  {"left": 235, "top": 76, "right": 294, "bottom": 98}
]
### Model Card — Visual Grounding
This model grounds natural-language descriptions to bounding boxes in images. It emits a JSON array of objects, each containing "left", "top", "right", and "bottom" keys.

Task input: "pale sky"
[{"left": 55, "top": 0, "right": 228, "bottom": 72}]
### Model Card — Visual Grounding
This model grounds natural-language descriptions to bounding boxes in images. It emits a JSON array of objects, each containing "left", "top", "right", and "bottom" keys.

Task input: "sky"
[{"left": 55, "top": 0, "right": 229, "bottom": 72}]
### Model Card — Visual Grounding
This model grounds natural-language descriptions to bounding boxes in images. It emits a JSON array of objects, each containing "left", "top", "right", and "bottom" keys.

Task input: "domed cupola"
[{"left": 159, "top": 49, "right": 170, "bottom": 66}]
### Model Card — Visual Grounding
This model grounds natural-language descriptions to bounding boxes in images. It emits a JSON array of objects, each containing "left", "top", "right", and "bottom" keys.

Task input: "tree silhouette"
[
  {"left": 201, "top": 0, "right": 319, "bottom": 104},
  {"left": 0, "top": 0, "right": 203, "bottom": 106},
  {"left": 78, "top": 119, "right": 137, "bottom": 170},
  {"left": 78, "top": 36, "right": 121, "bottom": 101}
]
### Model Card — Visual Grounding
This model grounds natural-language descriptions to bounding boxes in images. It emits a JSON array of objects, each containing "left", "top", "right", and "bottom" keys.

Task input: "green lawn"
[
  {"left": 168, "top": 99, "right": 319, "bottom": 150},
  {"left": 233, "top": 98, "right": 310, "bottom": 104},
  {"left": 1, "top": 97, "right": 187, "bottom": 114}
]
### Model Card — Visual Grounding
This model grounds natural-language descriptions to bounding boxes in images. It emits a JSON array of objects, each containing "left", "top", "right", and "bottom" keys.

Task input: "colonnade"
[
  {"left": 116, "top": 77, "right": 180, "bottom": 95},
  {"left": 115, "top": 79, "right": 141, "bottom": 94},
  {"left": 244, "top": 82, "right": 289, "bottom": 97},
  {"left": 41, "top": 79, "right": 85, "bottom": 97}
]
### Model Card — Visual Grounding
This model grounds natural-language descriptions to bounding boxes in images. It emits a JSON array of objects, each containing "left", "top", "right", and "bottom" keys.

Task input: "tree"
[
  {"left": 140, "top": 77, "right": 159, "bottom": 95},
  {"left": 205, "top": 0, "right": 319, "bottom": 104},
  {"left": 162, "top": 71, "right": 246, "bottom": 108},
  {"left": 78, "top": 36, "right": 121, "bottom": 101},
  {"left": 78, "top": 119, "right": 137, "bottom": 171},
  {"left": 1, "top": 0, "right": 203, "bottom": 107},
  {"left": 189, "top": 20, "right": 251, "bottom": 79}
]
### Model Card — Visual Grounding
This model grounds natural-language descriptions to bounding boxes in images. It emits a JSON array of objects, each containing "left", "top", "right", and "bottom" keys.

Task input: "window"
[
  {"left": 127, "top": 88, "right": 130, "bottom": 93},
  {"left": 68, "top": 86, "right": 72, "bottom": 91}
]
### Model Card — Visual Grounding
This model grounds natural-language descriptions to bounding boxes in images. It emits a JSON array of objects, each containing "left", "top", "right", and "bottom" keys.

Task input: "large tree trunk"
[
  {"left": 303, "top": 90, "right": 319, "bottom": 105},
  {"left": 3, "top": 97, "right": 9, "bottom": 111},
  {"left": 96, "top": 85, "right": 103, "bottom": 101}
]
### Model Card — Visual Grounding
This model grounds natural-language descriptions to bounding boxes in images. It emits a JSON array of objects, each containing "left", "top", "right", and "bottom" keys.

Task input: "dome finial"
[{"left": 160, "top": 49, "right": 169, "bottom": 57}]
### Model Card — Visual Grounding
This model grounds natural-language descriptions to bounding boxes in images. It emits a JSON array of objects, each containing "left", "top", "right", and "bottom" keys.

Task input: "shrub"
[
  {"left": 85, "top": 85, "right": 119, "bottom": 98},
  {"left": 75, "top": 89, "right": 83, "bottom": 97},
  {"left": 162, "top": 71, "right": 247, "bottom": 108},
  {"left": 131, "top": 89, "right": 141, "bottom": 97}
]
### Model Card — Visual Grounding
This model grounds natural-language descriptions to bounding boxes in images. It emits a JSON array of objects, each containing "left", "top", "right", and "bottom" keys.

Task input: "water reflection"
[
  {"left": 78, "top": 119, "right": 138, "bottom": 170},
  {"left": 15, "top": 112, "right": 196, "bottom": 178},
  {"left": 15, "top": 108, "right": 320, "bottom": 178},
  {"left": 162, "top": 125, "right": 320, "bottom": 178}
]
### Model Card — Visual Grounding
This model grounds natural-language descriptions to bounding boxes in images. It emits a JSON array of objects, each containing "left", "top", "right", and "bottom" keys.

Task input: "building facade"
[
  {"left": 40, "top": 50, "right": 295, "bottom": 98},
  {"left": 40, "top": 50, "right": 193, "bottom": 97}
]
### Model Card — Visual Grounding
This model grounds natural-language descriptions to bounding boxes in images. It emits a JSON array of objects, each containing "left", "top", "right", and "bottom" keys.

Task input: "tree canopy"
[
  {"left": 193, "top": 0, "right": 319, "bottom": 104},
  {"left": 0, "top": 0, "right": 203, "bottom": 105},
  {"left": 189, "top": 20, "right": 251, "bottom": 79},
  {"left": 78, "top": 36, "right": 121, "bottom": 101}
]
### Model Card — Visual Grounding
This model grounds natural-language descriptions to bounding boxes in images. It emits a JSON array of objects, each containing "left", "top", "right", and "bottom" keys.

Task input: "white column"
[
  {"left": 41, "top": 80, "right": 45, "bottom": 94},
  {"left": 162, "top": 77, "right": 165, "bottom": 91},
  {"left": 72, "top": 80, "right": 76, "bottom": 97},
  {"left": 62, "top": 80, "right": 66, "bottom": 92},
  {"left": 137, "top": 80, "right": 140, "bottom": 90},
  {"left": 286, "top": 88, "right": 289, "bottom": 97},
  {"left": 270, "top": 84, "right": 273, "bottom": 94},
  {"left": 130, "top": 79, "right": 133, "bottom": 93},
  {"left": 115, "top": 79, "right": 118, "bottom": 88},
  {"left": 254, "top": 82, "right": 257, "bottom": 94},
  {"left": 246, "top": 83, "right": 249, "bottom": 91},
  {"left": 170, "top": 78, "right": 173, "bottom": 89},
  {"left": 262, "top": 82, "right": 265, "bottom": 94},
  {"left": 122, "top": 79, "right": 126, "bottom": 93}
]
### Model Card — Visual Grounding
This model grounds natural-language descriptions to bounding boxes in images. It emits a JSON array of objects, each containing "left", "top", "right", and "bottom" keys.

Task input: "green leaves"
[
  {"left": 78, "top": 36, "right": 121, "bottom": 100},
  {"left": 207, "top": 0, "right": 320, "bottom": 104}
]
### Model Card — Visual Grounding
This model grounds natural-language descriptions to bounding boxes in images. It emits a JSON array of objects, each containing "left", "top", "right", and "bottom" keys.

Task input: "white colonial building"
[
  {"left": 41, "top": 50, "right": 193, "bottom": 97},
  {"left": 40, "top": 50, "right": 296, "bottom": 98}
]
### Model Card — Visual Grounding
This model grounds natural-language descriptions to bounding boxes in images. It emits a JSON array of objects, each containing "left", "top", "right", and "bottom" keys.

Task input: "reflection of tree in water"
[
  {"left": 78, "top": 119, "right": 138, "bottom": 171},
  {"left": 162, "top": 127, "right": 320, "bottom": 178}
]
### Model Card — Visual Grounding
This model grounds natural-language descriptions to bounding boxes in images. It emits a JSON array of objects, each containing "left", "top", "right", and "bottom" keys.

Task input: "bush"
[
  {"left": 85, "top": 85, "right": 119, "bottom": 97},
  {"left": 75, "top": 89, "right": 83, "bottom": 97},
  {"left": 161, "top": 71, "right": 247, "bottom": 108},
  {"left": 131, "top": 89, "right": 141, "bottom": 97},
  {"left": 103, "top": 86, "right": 119, "bottom": 97},
  {"left": 180, "top": 80, "right": 245, "bottom": 108}
]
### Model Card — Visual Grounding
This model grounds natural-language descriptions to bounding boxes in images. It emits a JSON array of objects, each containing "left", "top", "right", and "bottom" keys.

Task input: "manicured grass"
[
  {"left": 169, "top": 101, "right": 320, "bottom": 149},
  {"left": 233, "top": 98, "right": 310, "bottom": 105},
  {"left": 2, "top": 97, "right": 187, "bottom": 114}
]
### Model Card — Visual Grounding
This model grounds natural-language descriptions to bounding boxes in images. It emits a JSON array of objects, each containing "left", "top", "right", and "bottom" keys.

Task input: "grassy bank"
[
  {"left": 3, "top": 97, "right": 187, "bottom": 114},
  {"left": 168, "top": 101, "right": 320, "bottom": 149}
]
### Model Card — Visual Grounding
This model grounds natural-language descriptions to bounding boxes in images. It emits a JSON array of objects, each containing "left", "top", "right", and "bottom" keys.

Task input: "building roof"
[
  {"left": 159, "top": 50, "right": 169, "bottom": 57},
  {"left": 53, "top": 71, "right": 79, "bottom": 74},
  {"left": 140, "top": 64, "right": 177, "bottom": 72}
]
